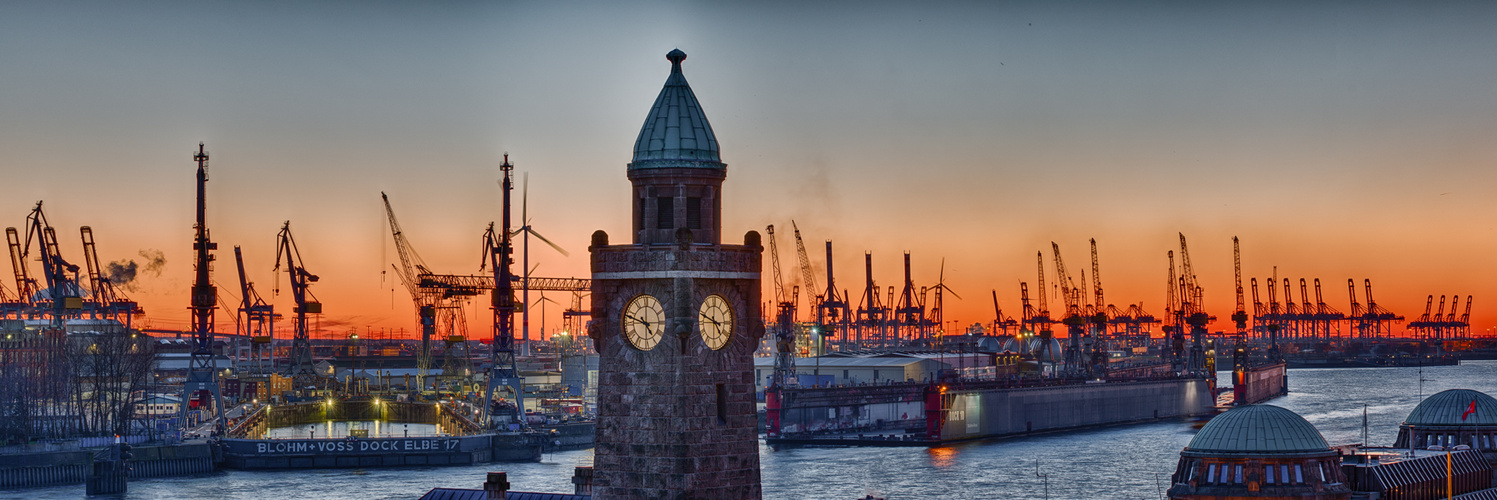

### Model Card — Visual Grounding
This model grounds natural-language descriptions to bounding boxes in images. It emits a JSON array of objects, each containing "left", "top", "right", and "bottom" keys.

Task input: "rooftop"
[
  {"left": 1405, "top": 389, "right": 1497, "bottom": 427},
  {"left": 629, "top": 49, "right": 722, "bottom": 170},
  {"left": 1186, "top": 404, "right": 1330, "bottom": 455}
]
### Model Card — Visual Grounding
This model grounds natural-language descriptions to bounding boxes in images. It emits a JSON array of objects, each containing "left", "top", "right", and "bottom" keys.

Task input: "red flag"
[{"left": 1462, "top": 399, "right": 1477, "bottom": 421}]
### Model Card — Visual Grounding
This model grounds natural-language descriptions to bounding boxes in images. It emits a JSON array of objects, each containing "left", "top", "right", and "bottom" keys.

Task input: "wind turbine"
[
  {"left": 932, "top": 258, "right": 962, "bottom": 337},
  {"left": 532, "top": 292, "right": 559, "bottom": 343},
  {"left": 510, "top": 173, "right": 568, "bottom": 355}
]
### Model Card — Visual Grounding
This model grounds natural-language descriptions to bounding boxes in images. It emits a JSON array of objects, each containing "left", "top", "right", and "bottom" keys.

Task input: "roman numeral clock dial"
[
  {"left": 699, "top": 294, "right": 734, "bottom": 350},
  {"left": 623, "top": 294, "right": 665, "bottom": 351}
]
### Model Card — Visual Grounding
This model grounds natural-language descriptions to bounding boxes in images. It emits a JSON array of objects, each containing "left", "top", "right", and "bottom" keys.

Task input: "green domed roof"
[
  {"left": 629, "top": 49, "right": 723, "bottom": 170},
  {"left": 1405, "top": 389, "right": 1497, "bottom": 427},
  {"left": 1187, "top": 405, "right": 1329, "bottom": 454}
]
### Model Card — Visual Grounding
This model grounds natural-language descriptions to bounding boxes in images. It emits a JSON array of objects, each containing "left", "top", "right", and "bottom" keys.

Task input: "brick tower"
[{"left": 588, "top": 49, "right": 764, "bottom": 499}]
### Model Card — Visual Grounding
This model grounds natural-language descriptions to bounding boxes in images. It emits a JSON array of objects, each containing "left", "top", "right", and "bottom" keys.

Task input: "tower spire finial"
[{"left": 667, "top": 48, "right": 686, "bottom": 74}]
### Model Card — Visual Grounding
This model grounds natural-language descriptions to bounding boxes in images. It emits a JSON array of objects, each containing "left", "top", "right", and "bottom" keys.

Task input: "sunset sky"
[{"left": 3, "top": 2, "right": 1495, "bottom": 341}]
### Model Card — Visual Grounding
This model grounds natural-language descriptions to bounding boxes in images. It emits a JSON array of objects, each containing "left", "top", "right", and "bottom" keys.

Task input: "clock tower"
[{"left": 588, "top": 49, "right": 764, "bottom": 499}]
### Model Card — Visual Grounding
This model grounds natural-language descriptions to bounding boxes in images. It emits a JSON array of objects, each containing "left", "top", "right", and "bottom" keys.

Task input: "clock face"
[
  {"left": 622, "top": 294, "right": 665, "bottom": 351},
  {"left": 698, "top": 294, "right": 734, "bottom": 350}
]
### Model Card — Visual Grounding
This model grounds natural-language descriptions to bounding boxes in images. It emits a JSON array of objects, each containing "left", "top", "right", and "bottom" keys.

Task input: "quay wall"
[
  {"left": 939, "top": 378, "right": 1213, "bottom": 441},
  {"left": 0, "top": 443, "right": 213, "bottom": 489}
]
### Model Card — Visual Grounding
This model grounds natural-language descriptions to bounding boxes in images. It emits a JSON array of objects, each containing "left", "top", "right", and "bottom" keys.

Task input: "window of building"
[
  {"left": 1206, "top": 464, "right": 1216, "bottom": 484},
  {"left": 1317, "top": 462, "right": 1326, "bottom": 482},
  {"left": 1234, "top": 465, "right": 1243, "bottom": 484},
  {"left": 657, "top": 197, "right": 674, "bottom": 230},
  {"left": 686, "top": 197, "right": 702, "bottom": 230},
  {"left": 873, "top": 370, "right": 879, "bottom": 382},
  {"left": 1186, "top": 461, "right": 1197, "bottom": 482},
  {"left": 1265, "top": 465, "right": 1274, "bottom": 484},
  {"left": 1281, "top": 465, "right": 1291, "bottom": 484},
  {"left": 639, "top": 197, "right": 646, "bottom": 230},
  {"left": 1293, "top": 465, "right": 1302, "bottom": 483}
]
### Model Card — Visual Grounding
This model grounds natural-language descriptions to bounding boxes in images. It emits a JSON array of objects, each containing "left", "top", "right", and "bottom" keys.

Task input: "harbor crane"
[
  {"left": 79, "top": 226, "right": 142, "bottom": 327},
  {"left": 1176, "top": 234, "right": 1211, "bottom": 376},
  {"left": 5, "top": 225, "right": 39, "bottom": 318},
  {"left": 1165, "top": 250, "right": 1185, "bottom": 373},
  {"left": 991, "top": 290, "right": 1017, "bottom": 336},
  {"left": 274, "top": 221, "right": 322, "bottom": 388},
  {"left": 1052, "top": 242, "right": 1091, "bottom": 376},
  {"left": 181, "top": 143, "right": 224, "bottom": 434},
  {"left": 23, "top": 202, "right": 84, "bottom": 329},
  {"left": 383, "top": 192, "right": 482, "bottom": 392},
  {"left": 791, "top": 220, "right": 818, "bottom": 318},
  {"left": 1088, "top": 239, "right": 1107, "bottom": 340},
  {"left": 481, "top": 153, "right": 524, "bottom": 428},
  {"left": 894, "top": 252, "right": 922, "bottom": 342},
  {"left": 1231, "top": 237, "right": 1250, "bottom": 402},
  {"left": 235, "top": 246, "right": 278, "bottom": 376},
  {"left": 766, "top": 224, "right": 796, "bottom": 388},
  {"left": 818, "top": 241, "right": 850, "bottom": 350},
  {"left": 856, "top": 252, "right": 885, "bottom": 348}
]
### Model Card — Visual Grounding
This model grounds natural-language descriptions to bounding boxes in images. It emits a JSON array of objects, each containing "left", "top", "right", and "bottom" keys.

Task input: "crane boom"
[
  {"left": 1090, "top": 239, "right": 1103, "bottom": 312},
  {"left": 80, "top": 226, "right": 110, "bottom": 306},
  {"left": 1035, "top": 252, "right": 1048, "bottom": 317},
  {"left": 767, "top": 225, "right": 784, "bottom": 306},
  {"left": 6, "top": 228, "right": 36, "bottom": 304},
  {"left": 791, "top": 220, "right": 818, "bottom": 314}
]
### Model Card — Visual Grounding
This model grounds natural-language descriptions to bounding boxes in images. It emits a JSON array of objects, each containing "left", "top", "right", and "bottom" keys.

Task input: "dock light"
[{"left": 373, "top": 398, "right": 381, "bottom": 405}]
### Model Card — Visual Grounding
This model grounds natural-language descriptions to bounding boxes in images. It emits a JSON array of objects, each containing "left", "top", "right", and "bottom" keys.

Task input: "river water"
[{"left": 18, "top": 361, "right": 1495, "bottom": 499}]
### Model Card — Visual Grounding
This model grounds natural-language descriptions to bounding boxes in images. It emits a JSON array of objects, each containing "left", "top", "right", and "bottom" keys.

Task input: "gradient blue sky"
[{"left": 3, "top": 1, "right": 1495, "bottom": 338}]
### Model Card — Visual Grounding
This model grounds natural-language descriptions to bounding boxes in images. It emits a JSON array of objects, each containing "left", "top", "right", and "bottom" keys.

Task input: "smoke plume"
[{"left": 103, "top": 249, "right": 166, "bottom": 291}]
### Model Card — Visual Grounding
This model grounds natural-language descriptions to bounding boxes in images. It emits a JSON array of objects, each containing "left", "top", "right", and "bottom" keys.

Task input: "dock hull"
[{"left": 766, "top": 377, "right": 1214, "bottom": 446}]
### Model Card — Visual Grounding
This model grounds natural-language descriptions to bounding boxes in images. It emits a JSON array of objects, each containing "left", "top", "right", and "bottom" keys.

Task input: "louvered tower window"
[
  {"left": 657, "top": 197, "right": 674, "bottom": 230},
  {"left": 686, "top": 197, "right": 702, "bottom": 230}
]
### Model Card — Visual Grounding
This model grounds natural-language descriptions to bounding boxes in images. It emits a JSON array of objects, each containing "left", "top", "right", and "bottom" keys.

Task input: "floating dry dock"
[
  {"left": 219, "top": 400, "right": 559, "bottom": 469},
  {"left": 766, "top": 375, "right": 1216, "bottom": 446}
]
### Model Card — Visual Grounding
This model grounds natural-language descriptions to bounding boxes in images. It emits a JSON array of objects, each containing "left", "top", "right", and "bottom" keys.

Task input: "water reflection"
[
  {"left": 926, "top": 446, "right": 958, "bottom": 469},
  {"left": 262, "top": 421, "right": 444, "bottom": 439}
]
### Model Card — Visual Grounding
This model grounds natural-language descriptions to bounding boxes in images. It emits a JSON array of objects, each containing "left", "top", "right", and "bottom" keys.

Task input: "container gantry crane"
[
  {"left": 274, "top": 221, "right": 322, "bottom": 389},
  {"left": 818, "top": 241, "right": 850, "bottom": 350},
  {"left": 79, "top": 226, "right": 142, "bottom": 328},
  {"left": 856, "top": 252, "right": 886, "bottom": 349},
  {"left": 894, "top": 252, "right": 922, "bottom": 343},
  {"left": 5, "top": 226, "right": 38, "bottom": 319},
  {"left": 24, "top": 201, "right": 84, "bottom": 329}
]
